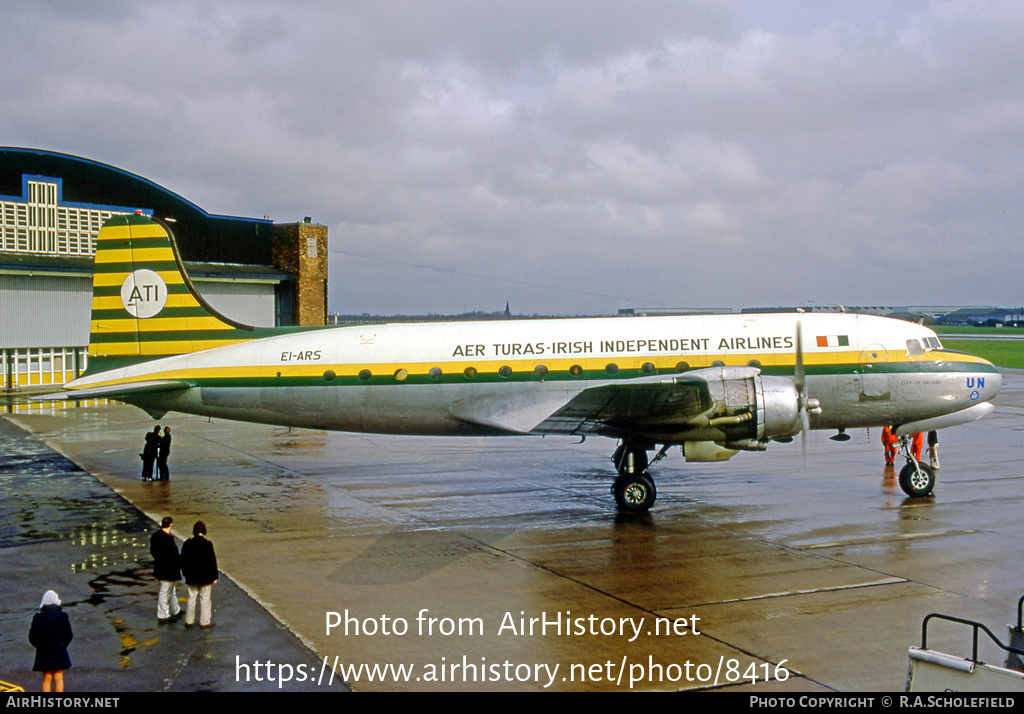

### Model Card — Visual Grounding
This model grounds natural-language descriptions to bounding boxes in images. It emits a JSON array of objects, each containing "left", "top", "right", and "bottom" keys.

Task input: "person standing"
[
  {"left": 150, "top": 516, "right": 182, "bottom": 622},
  {"left": 28, "top": 590, "right": 73, "bottom": 692},
  {"left": 881, "top": 426, "right": 897, "bottom": 465},
  {"left": 156, "top": 427, "right": 172, "bottom": 481},
  {"left": 141, "top": 425, "right": 161, "bottom": 481},
  {"left": 180, "top": 521, "right": 218, "bottom": 628},
  {"left": 927, "top": 431, "right": 940, "bottom": 469}
]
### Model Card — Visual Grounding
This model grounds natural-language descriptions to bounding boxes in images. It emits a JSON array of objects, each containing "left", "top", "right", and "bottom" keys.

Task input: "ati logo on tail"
[{"left": 121, "top": 269, "right": 167, "bottom": 319}]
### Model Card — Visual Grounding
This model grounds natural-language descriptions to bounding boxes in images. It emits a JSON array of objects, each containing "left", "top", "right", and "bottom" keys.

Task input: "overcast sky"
[{"left": 3, "top": 1, "right": 1023, "bottom": 315}]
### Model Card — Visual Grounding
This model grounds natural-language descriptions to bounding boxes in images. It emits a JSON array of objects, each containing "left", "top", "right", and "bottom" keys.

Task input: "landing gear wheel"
[
  {"left": 612, "top": 443, "right": 649, "bottom": 476},
  {"left": 898, "top": 461, "right": 935, "bottom": 497},
  {"left": 613, "top": 473, "right": 657, "bottom": 512}
]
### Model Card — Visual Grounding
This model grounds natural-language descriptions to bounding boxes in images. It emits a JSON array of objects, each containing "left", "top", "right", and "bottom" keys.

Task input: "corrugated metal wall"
[
  {"left": 0, "top": 274, "right": 277, "bottom": 350},
  {"left": 194, "top": 279, "right": 277, "bottom": 328},
  {"left": 0, "top": 274, "right": 91, "bottom": 347}
]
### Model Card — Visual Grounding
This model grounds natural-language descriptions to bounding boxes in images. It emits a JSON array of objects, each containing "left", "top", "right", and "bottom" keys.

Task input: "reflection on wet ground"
[
  {"left": 0, "top": 416, "right": 347, "bottom": 692},
  {"left": 2, "top": 372, "right": 1023, "bottom": 691}
]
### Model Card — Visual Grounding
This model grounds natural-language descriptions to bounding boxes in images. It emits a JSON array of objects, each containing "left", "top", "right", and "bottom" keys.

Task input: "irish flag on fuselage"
[
  {"left": 816, "top": 334, "right": 850, "bottom": 348},
  {"left": 87, "top": 213, "right": 256, "bottom": 371}
]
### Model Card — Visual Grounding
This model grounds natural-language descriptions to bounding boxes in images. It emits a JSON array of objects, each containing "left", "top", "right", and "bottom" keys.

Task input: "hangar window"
[
  {"left": 394, "top": 368, "right": 408, "bottom": 381},
  {"left": 906, "top": 339, "right": 924, "bottom": 356},
  {"left": 499, "top": 366, "right": 512, "bottom": 378},
  {"left": 428, "top": 367, "right": 442, "bottom": 380}
]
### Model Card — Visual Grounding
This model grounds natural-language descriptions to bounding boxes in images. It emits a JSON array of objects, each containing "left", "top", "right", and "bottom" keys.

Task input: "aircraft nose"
[{"left": 988, "top": 366, "right": 1003, "bottom": 399}]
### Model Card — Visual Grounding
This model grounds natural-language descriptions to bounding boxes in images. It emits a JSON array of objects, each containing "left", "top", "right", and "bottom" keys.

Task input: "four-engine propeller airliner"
[{"left": 48, "top": 213, "right": 1003, "bottom": 511}]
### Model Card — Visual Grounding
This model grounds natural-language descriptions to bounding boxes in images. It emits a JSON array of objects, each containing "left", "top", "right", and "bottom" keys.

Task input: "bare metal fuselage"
[{"left": 68, "top": 312, "right": 1002, "bottom": 443}]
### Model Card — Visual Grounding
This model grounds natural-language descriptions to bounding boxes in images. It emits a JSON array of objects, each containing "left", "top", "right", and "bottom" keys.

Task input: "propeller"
[{"left": 794, "top": 321, "right": 821, "bottom": 458}]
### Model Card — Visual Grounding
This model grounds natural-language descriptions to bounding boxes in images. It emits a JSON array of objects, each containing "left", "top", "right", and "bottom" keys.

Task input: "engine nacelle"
[{"left": 700, "top": 369, "right": 803, "bottom": 443}]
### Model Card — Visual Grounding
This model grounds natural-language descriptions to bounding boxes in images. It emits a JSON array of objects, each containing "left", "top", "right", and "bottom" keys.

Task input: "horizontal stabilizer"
[{"left": 34, "top": 380, "right": 191, "bottom": 403}]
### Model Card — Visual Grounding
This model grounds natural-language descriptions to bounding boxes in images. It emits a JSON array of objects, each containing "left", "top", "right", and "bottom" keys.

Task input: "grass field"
[{"left": 939, "top": 337, "right": 1024, "bottom": 369}]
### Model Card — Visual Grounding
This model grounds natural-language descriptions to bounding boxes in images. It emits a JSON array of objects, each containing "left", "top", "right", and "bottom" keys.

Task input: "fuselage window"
[
  {"left": 394, "top": 368, "right": 408, "bottom": 381},
  {"left": 323, "top": 370, "right": 336, "bottom": 381},
  {"left": 641, "top": 362, "right": 656, "bottom": 375},
  {"left": 358, "top": 369, "right": 372, "bottom": 381},
  {"left": 534, "top": 364, "right": 548, "bottom": 377},
  {"left": 605, "top": 363, "right": 619, "bottom": 375},
  {"left": 499, "top": 365, "right": 512, "bottom": 377},
  {"left": 464, "top": 366, "right": 477, "bottom": 378},
  {"left": 569, "top": 365, "right": 583, "bottom": 376},
  {"left": 711, "top": 360, "right": 725, "bottom": 367},
  {"left": 747, "top": 360, "right": 761, "bottom": 368},
  {"left": 428, "top": 367, "right": 442, "bottom": 380},
  {"left": 675, "top": 361, "right": 690, "bottom": 372}
]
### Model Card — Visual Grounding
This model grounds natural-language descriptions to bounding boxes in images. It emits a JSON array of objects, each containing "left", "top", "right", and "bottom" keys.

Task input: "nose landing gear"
[{"left": 895, "top": 436, "right": 936, "bottom": 498}]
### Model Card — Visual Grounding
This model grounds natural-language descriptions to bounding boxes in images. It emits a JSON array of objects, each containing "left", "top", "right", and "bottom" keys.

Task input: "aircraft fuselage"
[{"left": 68, "top": 311, "right": 1002, "bottom": 441}]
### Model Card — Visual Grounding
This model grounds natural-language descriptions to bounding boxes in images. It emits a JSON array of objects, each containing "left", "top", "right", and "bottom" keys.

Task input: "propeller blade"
[
  {"left": 795, "top": 320, "right": 808, "bottom": 459},
  {"left": 794, "top": 320, "right": 805, "bottom": 395}
]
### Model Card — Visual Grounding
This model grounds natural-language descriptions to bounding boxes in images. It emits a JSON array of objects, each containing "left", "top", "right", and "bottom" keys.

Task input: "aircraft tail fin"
[{"left": 86, "top": 213, "right": 256, "bottom": 372}]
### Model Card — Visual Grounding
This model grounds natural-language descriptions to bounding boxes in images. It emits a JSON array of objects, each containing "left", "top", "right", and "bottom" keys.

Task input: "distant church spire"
[{"left": 504, "top": 301, "right": 511, "bottom": 316}]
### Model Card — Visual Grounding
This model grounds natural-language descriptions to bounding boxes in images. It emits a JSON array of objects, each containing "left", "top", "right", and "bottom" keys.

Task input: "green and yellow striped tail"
[{"left": 87, "top": 213, "right": 256, "bottom": 372}]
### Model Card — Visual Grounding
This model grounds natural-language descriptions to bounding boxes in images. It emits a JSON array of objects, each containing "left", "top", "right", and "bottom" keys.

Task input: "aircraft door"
[{"left": 857, "top": 344, "right": 892, "bottom": 400}]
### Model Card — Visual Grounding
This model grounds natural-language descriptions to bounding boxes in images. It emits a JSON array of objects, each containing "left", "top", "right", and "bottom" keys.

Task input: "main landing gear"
[
  {"left": 610, "top": 442, "right": 670, "bottom": 512},
  {"left": 895, "top": 436, "right": 936, "bottom": 498}
]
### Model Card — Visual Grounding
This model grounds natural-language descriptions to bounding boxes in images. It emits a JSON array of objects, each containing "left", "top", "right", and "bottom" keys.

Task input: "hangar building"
[{"left": 1, "top": 147, "right": 327, "bottom": 390}]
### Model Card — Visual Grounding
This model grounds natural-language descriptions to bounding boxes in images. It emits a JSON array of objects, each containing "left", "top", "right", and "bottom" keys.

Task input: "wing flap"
[
  {"left": 448, "top": 371, "right": 720, "bottom": 436},
  {"left": 535, "top": 373, "right": 715, "bottom": 434}
]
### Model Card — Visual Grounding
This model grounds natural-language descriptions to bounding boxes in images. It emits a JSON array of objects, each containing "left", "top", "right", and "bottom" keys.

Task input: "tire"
[
  {"left": 898, "top": 461, "right": 935, "bottom": 497},
  {"left": 613, "top": 473, "right": 657, "bottom": 512}
]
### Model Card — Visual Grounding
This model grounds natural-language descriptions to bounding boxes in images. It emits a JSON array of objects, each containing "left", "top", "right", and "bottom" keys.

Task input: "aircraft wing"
[
  {"left": 449, "top": 371, "right": 718, "bottom": 436},
  {"left": 533, "top": 372, "right": 716, "bottom": 435}
]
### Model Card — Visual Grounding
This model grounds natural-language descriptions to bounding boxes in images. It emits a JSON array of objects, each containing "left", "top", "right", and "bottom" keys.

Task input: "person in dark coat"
[
  {"left": 156, "top": 426, "right": 172, "bottom": 481},
  {"left": 150, "top": 516, "right": 182, "bottom": 621},
  {"left": 29, "top": 590, "right": 72, "bottom": 692},
  {"left": 180, "top": 521, "right": 218, "bottom": 627},
  {"left": 141, "top": 425, "right": 161, "bottom": 481}
]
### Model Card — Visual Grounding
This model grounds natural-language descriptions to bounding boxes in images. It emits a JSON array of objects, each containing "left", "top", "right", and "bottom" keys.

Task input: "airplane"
[{"left": 46, "top": 212, "right": 1003, "bottom": 512}]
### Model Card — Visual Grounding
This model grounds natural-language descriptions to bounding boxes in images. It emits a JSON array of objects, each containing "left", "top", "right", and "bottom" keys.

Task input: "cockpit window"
[
  {"left": 906, "top": 339, "right": 924, "bottom": 355},
  {"left": 925, "top": 337, "right": 943, "bottom": 350}
]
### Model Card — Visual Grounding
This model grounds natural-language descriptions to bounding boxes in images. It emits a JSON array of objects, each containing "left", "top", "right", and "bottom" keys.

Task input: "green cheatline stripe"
[{"left": 97, "top": 358, "right": 994, "bottom": 390}]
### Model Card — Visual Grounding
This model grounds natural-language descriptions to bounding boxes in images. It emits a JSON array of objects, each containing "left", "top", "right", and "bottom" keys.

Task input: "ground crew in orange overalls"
[
  {"left": 910, "top": 432, "right": 924, "bottom": 461},
  {"left": 881, "top": 426, "right": 898, "bottom": 465},
  {"left": 882, "top": 427, "right": 923, "bottom": 464}
]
